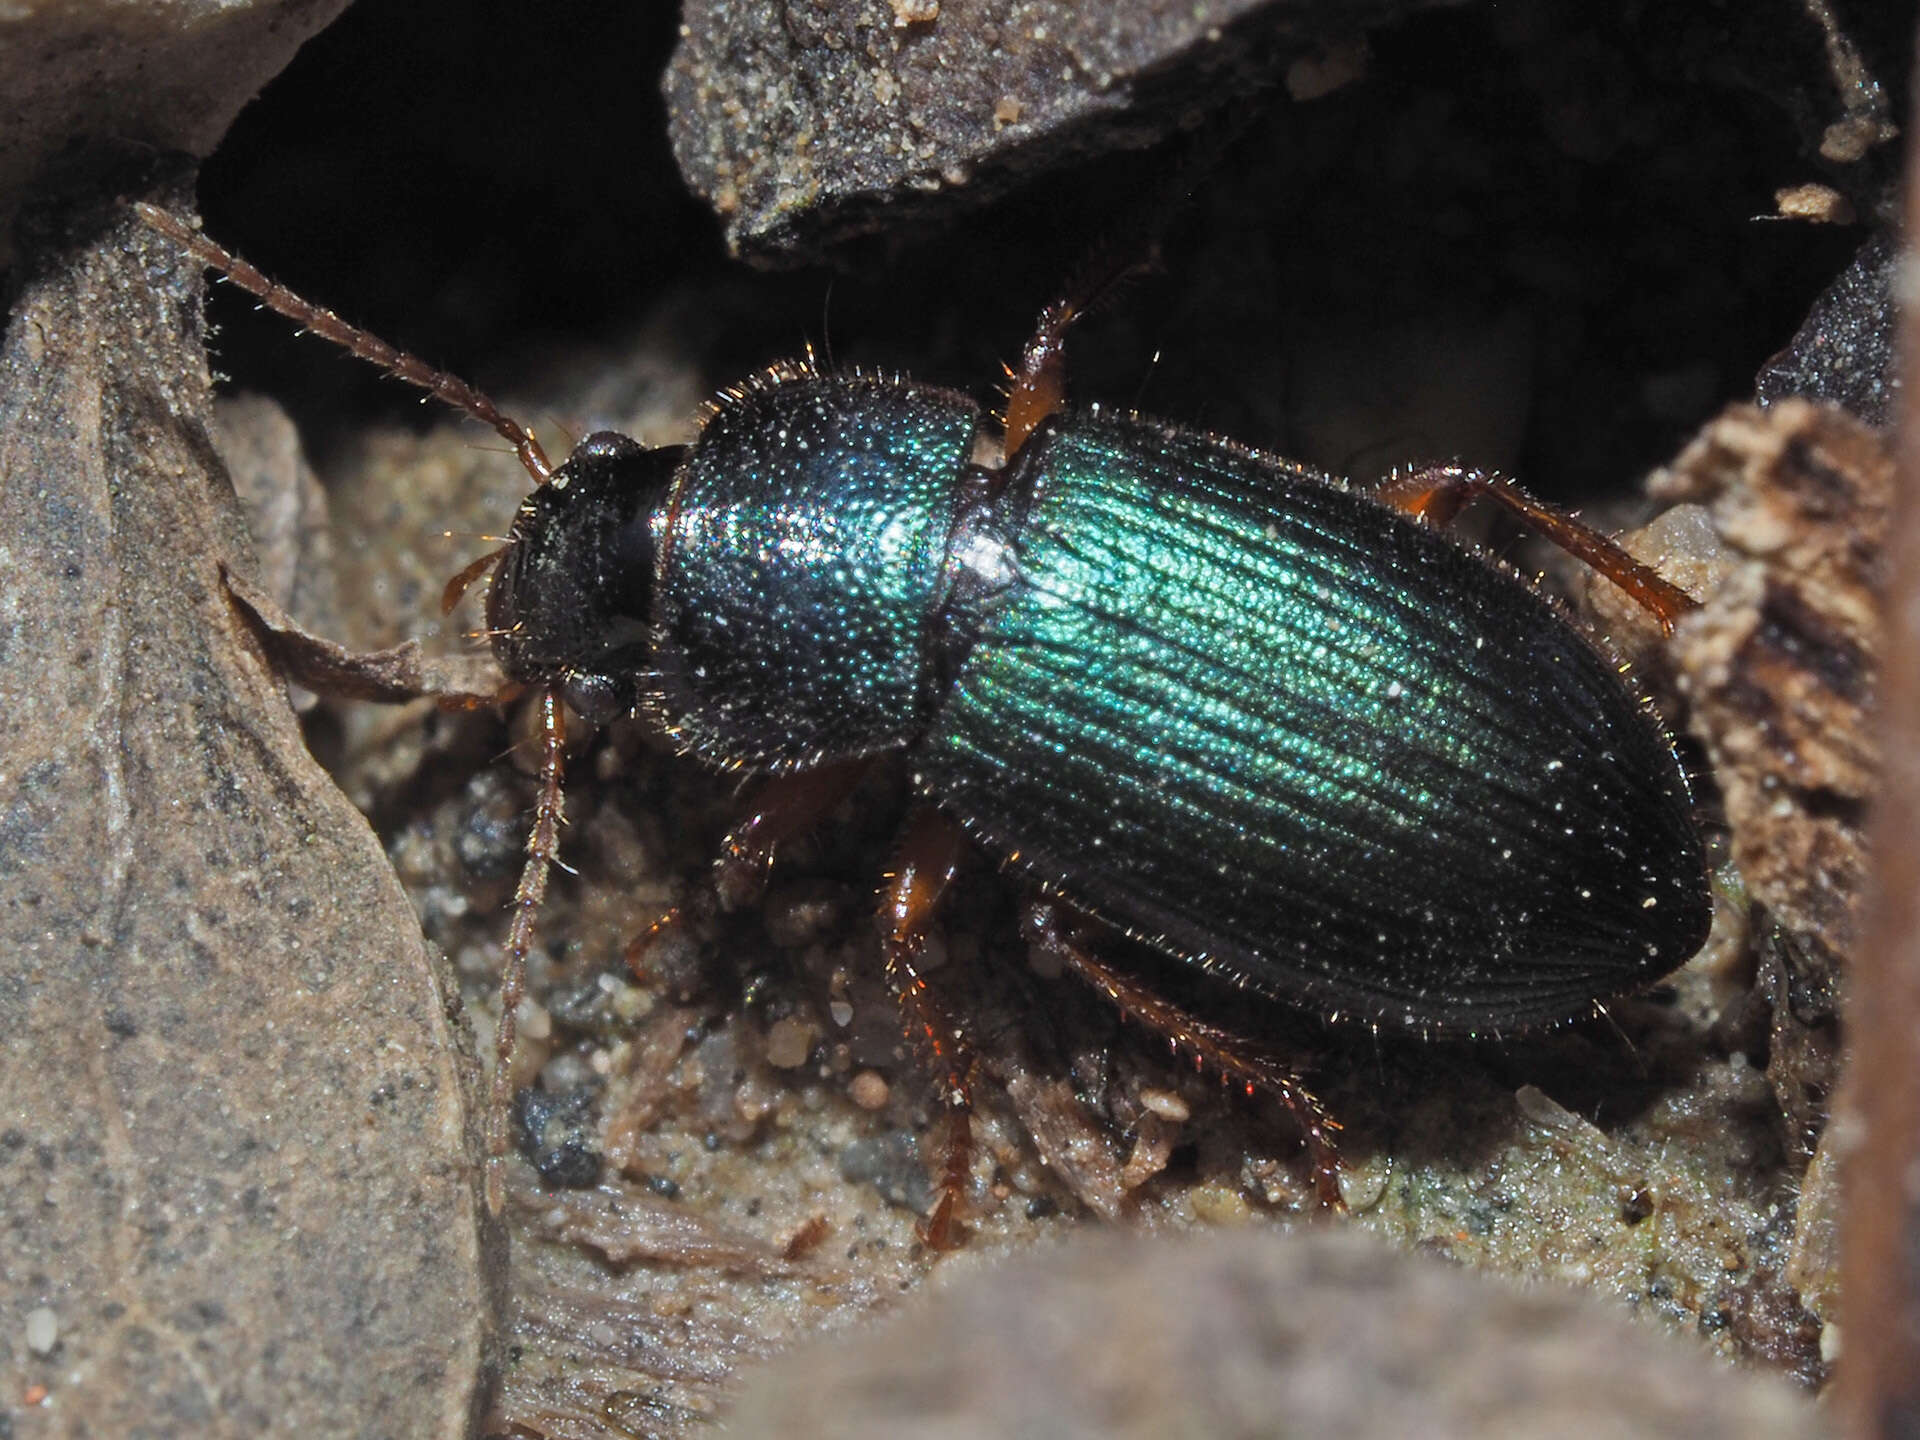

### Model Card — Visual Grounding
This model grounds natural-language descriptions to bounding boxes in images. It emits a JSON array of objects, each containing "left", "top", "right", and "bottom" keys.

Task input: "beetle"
[{"left": 137, "top": 204, "right": 1711, "bottom": 1243}]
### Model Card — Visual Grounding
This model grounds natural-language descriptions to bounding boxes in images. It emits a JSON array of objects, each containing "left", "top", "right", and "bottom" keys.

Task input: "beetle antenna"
[
  {"left": 133, "top": 204, "right": 553, "bottom": 486},
  {"left": 486, "top": 686, "right": 568, "bottom": 1213}
]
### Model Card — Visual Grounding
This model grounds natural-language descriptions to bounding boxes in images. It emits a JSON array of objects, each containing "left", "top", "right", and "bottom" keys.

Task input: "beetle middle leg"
[
  {"left": 881, "top": 807, "right": 978, "bottom": 1249},
  {"left": 1001, "top": 127, "right": 1246, "bottom": 456},
  {"left": 1378, "top": 462, "right": 1697, "bottom": 633},
  {"left": 1003, "top": 240, "right": 1164, "bottom": 458},
  {"left": 625, "top": 768, "right": 985, "bottom": 1247},
  {"left": 1022, "top": 900, "right": 1345, "bottom": 1212}
]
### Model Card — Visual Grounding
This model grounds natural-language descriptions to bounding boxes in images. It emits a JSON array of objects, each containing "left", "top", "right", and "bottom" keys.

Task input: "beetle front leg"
[
  {"left": 1022, "top": 900, "right": 1344, "bottom": 1212},
  {"left": 1003, "top": 247, "right": 1163, "bottom": 457},
  {"left": 711, "top": 760, "right": 870, "bottom": 912},
  {"left": 1378, "top": 462, "right": 1697, "bottom": 634},
  {"left": 882, "top": 807, "right": 977, "bottom": 1249}
]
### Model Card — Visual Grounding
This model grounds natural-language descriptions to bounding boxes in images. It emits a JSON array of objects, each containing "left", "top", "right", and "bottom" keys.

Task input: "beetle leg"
[
  {"left": 1004, "top": 119, "right": 1256, "bottom": 458},
  {"left": 712, "top": 760, "right": 870, "bottom": 912},
  {"left": 882, "top": 807, "right": 977, "bottom": 1249},
  {"left": 1022, "top": 900, "right": 1344, "bottom": 1212},
  {"left": 1377, "top": 462, "right": 1697, "bottom": 635},
  {"left": 627, "top": 760, "right": 868, "bottom": 984},
  {"left": 1004, "top": 252, "right": 1161, "bottom": 459},
  {"left": 1002, "top": 297, "right": 1078, "bottom": 460}
]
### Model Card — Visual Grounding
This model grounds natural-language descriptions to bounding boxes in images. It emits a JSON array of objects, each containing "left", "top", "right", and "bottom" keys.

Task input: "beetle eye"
[{"left": 560, "top": 671, "right": 632, "bottom": 725}]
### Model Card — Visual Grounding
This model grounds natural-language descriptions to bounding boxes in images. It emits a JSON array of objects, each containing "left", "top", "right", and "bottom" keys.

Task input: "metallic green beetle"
[{"left": 143, "top": 205, "right": 1710, "bottom": 1234}]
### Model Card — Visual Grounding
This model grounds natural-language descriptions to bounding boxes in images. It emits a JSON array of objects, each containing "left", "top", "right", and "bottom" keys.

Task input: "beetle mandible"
[{"left": 137, "top": 203, "right": 1711, "bottom": 1243}]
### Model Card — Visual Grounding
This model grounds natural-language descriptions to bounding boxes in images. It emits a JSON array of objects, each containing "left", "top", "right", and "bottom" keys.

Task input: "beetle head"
[{"left": 487, "top": 431, "right": 682, "bottom": 723}]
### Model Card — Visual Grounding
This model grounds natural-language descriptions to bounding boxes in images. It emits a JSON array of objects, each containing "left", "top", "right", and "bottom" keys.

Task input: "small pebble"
[
  {"left": 516, "top": 998, "right": 552, "bottom": 1042},
  {"left": 1138, "top": 1087, "right": 1190, "bottom": 1122},
  {"left": 766, "top": 1017, "right": 816, "bottom": 1069},
  {"left": 849, "top": 1070, "right": 891, "bottom": 1110},
  {"left": 1188, "top": 1180, "right": 1252, "bottom": 1226},
  {"left": 542, "top": 1051, "right": 592, "bottom": 1091},
  {"left": 1335, "top": 1152, "right": 1393, "bottom": 1212},
  {"left": 612, "top": 985, "right": 655, "bottom": 1022},
  {"left": 25, "top": 1306, "right": 57, "bottom": 1355}
]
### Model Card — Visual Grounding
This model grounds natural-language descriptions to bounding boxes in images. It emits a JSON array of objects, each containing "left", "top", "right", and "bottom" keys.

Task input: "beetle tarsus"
[{"left": 920, "top": 1099, "right": 976, "bottom": 1251}]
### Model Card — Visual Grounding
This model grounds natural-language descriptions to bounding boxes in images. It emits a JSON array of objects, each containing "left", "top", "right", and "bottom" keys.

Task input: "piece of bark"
[
  {"left": 1650, "top": 402, "right": 1887, "bottom": 1158},
  {"left": 0, "top": 159, "right": 501, "bottom": 1437},
  {"left": 1836, "top": 77, "right": 1920, "bottom": 1438},
  {"left": 223, "top": 565, "right": 506, "bottom": 706}
]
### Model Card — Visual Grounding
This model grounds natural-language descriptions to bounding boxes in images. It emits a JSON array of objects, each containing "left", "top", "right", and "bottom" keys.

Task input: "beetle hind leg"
[
  {"left": 1022, "top": 900, "right": 1344, "bottom": 1212},
  {"left": 1378, "top": 461, "right": 1697, "bottom": 635}
]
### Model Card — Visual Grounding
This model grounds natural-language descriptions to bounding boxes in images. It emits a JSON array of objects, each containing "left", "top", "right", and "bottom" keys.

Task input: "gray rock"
[
  {"left": 0, "top": 160, "right": 501, "bottom": 1440},
  {"left": 729, "top": 1228, "right": 1829, "bottom": 1439}
]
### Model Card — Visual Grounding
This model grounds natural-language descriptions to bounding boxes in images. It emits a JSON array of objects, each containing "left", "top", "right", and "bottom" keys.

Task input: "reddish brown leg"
[
  {"left": 882, "top": 808, "right": 976, "bottom": 1249},
  {"left": 713, "top": 760, "right": 870, "bottom": 911},
  {"left": 1003, "top": 124, "right": 1249, "bottom": 457},
  {"left": 442, "top": 546, "right": 507, "bottom": 615},
  {"left": 1003, "top": 252, "right": 1161, "bottom": 458},
  {"left": 627, "top": 761, "right": 870, "bottom": 985},
  {"left": 1023, "top": 900, "right": 1344, "bottom": 1211},
  {"left": 1002, "top": 297, "right": 1079, "bottom": 460},
  {"left": 488, "top": 687, "right": 568, "bottom": 1213},
  {"left": 1377, "top": 462, "right": 1698, "bottom": 635}
]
